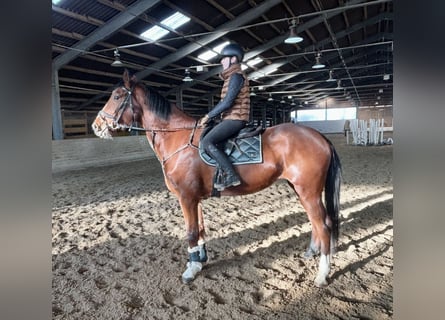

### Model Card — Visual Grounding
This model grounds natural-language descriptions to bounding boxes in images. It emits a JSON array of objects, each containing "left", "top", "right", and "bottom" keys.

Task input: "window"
[
  {"left": 297, "top": 109, "right": 326, "bottom": 121},
  {"left": 327, "top": 107, "right": 356, "bottom": 120},
  {"left": 295, "top": 107, "right": 356, "bottom": 122}
]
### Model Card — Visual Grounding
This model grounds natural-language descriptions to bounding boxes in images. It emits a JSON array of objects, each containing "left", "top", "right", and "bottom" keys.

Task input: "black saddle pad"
[{"left": 199, "top": 126, "right": 263, "bottom": 166}]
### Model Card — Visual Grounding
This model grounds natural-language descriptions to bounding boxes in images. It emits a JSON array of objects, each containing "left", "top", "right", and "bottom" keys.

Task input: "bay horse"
[{"left": 92, "top": 70, "right": 341, "bottom": 287}]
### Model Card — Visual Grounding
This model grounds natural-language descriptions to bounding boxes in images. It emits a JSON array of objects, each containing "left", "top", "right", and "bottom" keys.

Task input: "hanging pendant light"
[
  {"left": 182, "top": 68, "right": 193, "bottom": 82},
  {"left": 326, "top": 70, "right": 336, "bottom": 82},
  {"left": 336, "top": 79, "right": 342, "bottom": 90},
  {"left": 284, "top": 19, "right": 303, "bottom": 44},
  {"left": 111, "top": 49, "right": 124, "bottom": 67},
  {"left": 312, "top": 52, "right": 325, "bottom": 69}
]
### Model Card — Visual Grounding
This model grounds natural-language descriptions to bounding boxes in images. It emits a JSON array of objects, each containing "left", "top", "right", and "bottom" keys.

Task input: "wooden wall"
[
  {"left": 357, "top": 106, "right": 393, "bottom": 127},
  {"left": 52, "top": 136, "right": 155, "bottom": 173}
]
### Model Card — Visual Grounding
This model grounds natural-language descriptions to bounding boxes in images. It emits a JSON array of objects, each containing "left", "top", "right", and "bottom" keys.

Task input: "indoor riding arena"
[{"left": 52, "top": 1, "right": 393, "bottom": 319}]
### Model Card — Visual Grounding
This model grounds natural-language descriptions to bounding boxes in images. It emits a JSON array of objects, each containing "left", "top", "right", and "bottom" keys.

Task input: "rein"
[
  {"left": 159, "top": 122, "right": 199, "bottom": 167},
  {"left": 100, "top": 85, "right": 201, "bottom": 167},
  {"left": 100, "top": 85, "right": 200, "bottom": 133}
]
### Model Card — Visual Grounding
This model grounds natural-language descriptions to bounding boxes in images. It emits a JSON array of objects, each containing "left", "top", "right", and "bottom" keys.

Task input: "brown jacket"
[{"left": 219, "top": 64, "right": 250, "bottom": 121}]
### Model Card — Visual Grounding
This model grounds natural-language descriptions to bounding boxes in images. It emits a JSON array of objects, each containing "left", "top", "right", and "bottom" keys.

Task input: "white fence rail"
[{"left": 347, "top": 119, "right": 393, "bottom": 145}]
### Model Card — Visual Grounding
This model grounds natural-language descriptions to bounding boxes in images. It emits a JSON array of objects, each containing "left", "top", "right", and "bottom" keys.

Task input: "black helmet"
[{"left": 220, "top": 43, "right": 244, "bottom": 62}]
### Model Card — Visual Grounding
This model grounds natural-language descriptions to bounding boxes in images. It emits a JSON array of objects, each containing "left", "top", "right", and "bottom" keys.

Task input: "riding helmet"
[{"left": 220, "top": 43, "right": 244, "bottom": 62}]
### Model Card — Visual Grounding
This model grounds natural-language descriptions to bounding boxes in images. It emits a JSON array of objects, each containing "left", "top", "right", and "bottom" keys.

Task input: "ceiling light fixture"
[
  {"left": 336, "top": 79, "right": 342, "bottom": 90},
  {"left": 183, "top": 68, "right": 193, "bottom": 82},
  {"left": 312, "top": 52, "right": 325, "bottom": 69},
  {"left": 326, "top": 70, "right": 336, "bottom": 82},
  {"left": 111, "top": 49, "right": 124, "bottom": 67},
  {"left": 268, "top": 94, "right": 273, "bottom": 101},
  {"left": 284, "top": 19, "right": 303, "bottom": 44}
]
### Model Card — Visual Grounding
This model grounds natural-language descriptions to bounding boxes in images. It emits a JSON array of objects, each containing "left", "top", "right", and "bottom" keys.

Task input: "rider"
[{"left": 199, "top": 43, "right": 250, "bottom": 191}]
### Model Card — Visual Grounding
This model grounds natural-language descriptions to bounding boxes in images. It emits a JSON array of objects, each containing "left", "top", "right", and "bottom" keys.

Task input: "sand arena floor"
[{"left": 52, "top": 133, "right": 393, "bottom": 319}]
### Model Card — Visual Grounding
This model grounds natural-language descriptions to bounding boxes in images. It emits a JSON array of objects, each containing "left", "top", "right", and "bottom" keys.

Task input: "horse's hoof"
[
  {"left": 181, "top": 261, "right": 202, "bottom": 284},
  {"left": 314, "top": 277, "right": 329, "bottom": 288},
  {"left": 182, "top": 276, "right": 194, "bottom": 284},
  {"left": 304, "top": 248, "right": 317, "bottom": 259}
]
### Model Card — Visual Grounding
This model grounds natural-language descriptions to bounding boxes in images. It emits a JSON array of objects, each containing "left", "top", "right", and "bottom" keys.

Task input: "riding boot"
[{"left": 207, "top": 145, "right": 241, "bottom": 191}]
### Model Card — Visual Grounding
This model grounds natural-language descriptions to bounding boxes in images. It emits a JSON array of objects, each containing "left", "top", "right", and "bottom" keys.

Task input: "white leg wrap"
[
  {"left": 188, "top": 246, "right": 200, "bottom": 254},
  {"left": 314, "top": 254, "right": 331, "bottom": 287}
]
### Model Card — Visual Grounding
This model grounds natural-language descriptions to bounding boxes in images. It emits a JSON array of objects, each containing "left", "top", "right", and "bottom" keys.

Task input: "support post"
[
  {"left": 52, "top": 68, "right": 63, "bottom": 140},
  {"left": 176, "top": 89, "right": 183, "bottom": 110}
]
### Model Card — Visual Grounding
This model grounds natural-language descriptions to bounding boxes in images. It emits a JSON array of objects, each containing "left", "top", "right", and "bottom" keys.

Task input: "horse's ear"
[{"left": 123, "top": 69, "right": 130, "bottom": 88}]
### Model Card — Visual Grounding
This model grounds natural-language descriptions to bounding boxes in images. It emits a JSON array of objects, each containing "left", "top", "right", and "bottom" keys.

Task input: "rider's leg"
[{"left": 201, "top": 120, "right": 245, "bottom": 190}]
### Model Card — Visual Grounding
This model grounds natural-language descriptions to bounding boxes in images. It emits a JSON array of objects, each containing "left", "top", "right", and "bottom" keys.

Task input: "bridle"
[
  {"left": 99, "top": 85, "right": 200, "bottom": 133},
  {"left": 98, "top": 85, "right": 144, "bottom": 132},
  {"left": 98, "top": 84, "right": 200, "bottom": 167}
]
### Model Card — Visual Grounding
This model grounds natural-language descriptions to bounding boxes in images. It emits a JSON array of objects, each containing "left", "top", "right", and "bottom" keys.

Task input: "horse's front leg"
[
  {"left": 197, "top": 202, "right": 208, "bottom": 263},
  {"left": 179, "top": 198, "right": 208, "bottom": 283}
]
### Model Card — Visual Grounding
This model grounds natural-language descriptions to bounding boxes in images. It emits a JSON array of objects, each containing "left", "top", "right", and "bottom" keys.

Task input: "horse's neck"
[
  {"left": 142, "top": 104, "right": 196, "bottom": 161},
  {"left": 143, "top": 104, "right": 195, "bottom": 129},
  {"left": 170, "top": 105, "right": 196, "bottom": 128}
]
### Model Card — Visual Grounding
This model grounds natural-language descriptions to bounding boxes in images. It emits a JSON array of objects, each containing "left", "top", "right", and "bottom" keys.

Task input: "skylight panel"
[
  {"left": 247, "top": 57, "right": 263, "bottom": 67},
  {"left": 141, "top": 26, "right": 169, "bottom": 41},
  {"left": 52, "top": 0, "right": 62, "bottom": 4},
  {"left": 140, "top": 12, "right": 190, "bottom": 41},
  {"left": 249, "top": 67, "right": 278, "bottom": 80},
  {"left": 163, "top": 12, "right": 191, "bottom": 29},
  {"left": 198, "top": 41, "right": 230, "bottom": 61},
  {"left": 242, "top": 57, "right": 263, "bottom": 70}
]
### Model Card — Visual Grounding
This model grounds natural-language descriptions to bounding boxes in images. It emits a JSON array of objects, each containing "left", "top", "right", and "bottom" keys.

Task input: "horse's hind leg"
[
  {"left": 304, "top": 232, "right": 320, "bottom": 258},
  {"left": 304, "top": 212, "right": 334, "bottom": 258},
  {"left": 287, "top": 181, "right": 320, "bottom": 258},
  {"left": 299, "top": 194, "right": 331, "bottom": 287}
]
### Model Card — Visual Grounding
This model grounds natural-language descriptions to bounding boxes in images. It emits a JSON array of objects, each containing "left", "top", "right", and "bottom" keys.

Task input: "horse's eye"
[{"left": 114, "top": 95, "right": 120, "bottom": 100}]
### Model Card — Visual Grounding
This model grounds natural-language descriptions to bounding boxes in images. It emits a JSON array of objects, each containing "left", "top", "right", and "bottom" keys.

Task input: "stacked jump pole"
[{"left": 348, "top": 118, "right": 385, "bottom": 146}]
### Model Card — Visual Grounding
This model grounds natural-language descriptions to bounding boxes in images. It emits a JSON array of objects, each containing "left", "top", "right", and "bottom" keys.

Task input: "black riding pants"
[{"left": 201, "top": 119, "right": 246, "bottom": 172}]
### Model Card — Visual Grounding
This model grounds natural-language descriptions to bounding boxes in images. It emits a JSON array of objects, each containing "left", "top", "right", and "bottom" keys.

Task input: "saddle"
[
  {"left": 199, "top": 123, "right": 264, "bottom": 196},
  {"left": 198, "top": 123, "right": 264, "bottom": 166}
]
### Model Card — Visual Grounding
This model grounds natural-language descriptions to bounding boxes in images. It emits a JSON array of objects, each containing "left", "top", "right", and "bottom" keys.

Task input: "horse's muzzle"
[{"left": 92, "top": 117, "right": 113, "bottom": 139}]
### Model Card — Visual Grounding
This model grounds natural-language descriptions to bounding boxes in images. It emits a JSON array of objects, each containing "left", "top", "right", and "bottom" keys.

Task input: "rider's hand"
[{"left": 199, "top": 114, "right": 209, "bottom": 127}]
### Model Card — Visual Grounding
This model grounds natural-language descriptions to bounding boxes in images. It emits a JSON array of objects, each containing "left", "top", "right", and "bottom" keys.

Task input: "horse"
[{"left": 92, "top": 70, "right": 341, "bottom": 287}]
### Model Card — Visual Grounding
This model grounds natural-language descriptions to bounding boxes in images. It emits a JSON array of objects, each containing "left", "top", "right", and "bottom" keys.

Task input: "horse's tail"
[{"left": 324, "top": 139, "right": 342, "bottom": 253}]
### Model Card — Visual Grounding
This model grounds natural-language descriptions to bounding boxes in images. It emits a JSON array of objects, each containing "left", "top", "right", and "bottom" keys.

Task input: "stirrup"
[{"left": 214, "top": 174, "right": 241, "bottom": 191}]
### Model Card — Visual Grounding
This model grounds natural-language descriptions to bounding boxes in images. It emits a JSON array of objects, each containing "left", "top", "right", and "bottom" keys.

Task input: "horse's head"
[{"left": 92, "top": 69, "right": 140, "bottom": 139}]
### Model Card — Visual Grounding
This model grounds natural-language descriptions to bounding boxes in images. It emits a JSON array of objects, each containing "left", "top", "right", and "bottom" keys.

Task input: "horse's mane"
[{"left": 134, "top": 81, "right": 172, "bottom": 121}]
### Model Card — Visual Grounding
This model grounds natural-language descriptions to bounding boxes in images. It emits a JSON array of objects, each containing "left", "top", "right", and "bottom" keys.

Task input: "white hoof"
[
  {"left": 314, "top": 276, "right": 329, "bottom": 287},
  {"left": 182, "top": 261, "right": 202, "bottom": 284}
]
